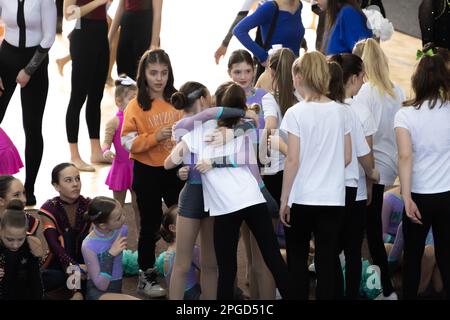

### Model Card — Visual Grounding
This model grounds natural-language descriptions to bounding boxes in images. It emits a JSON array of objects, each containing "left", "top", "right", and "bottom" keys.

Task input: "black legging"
[
  {"left": 288, "top": 204, "right": 345, "bottom": 300},
  {"left": 366, "top": 183, "right": 394, "bottom": 296},
  {"left": 0, "top": 41, "right": 49, "bottom": 196},
  {"left": 214, "top": 203, "right": 289, "bottom": 300},
  {"left": 403, "top": 191, "right": 450, "bottom": 300},
  {"left": 132, "top": 161, "right": 183, "bottom": 271},
  {"left": 66, "top": 18, "right": 109, "bottom": 143},
  {"left": 117, "top": 9, "right": 153, "bottom": 80},
  {"left": 341, "top": 187, "right": 366, "bottom": 299}
]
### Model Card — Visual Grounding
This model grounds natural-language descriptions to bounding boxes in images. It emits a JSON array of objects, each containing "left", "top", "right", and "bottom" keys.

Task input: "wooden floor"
[{"left": 0, "top": 1, "right": 420, "bottom": 206}]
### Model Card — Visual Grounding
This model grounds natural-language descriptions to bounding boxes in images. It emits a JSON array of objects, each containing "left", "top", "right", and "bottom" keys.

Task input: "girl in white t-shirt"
[
  {"left": 167, "top": 83, "right": 289, "bottom": 300},
  {"left": 353, "top": 38, "right": 404, "bottom": 299},
  {"left": 395, "top": 52, "right": 450, "bottom": 299},
  {"left": 279, "top": 51, "right": 352, "bottom": 300},
  {"left": 257, "top": 47, "right": 298, "bottom": 298},
  {"left": 328, "top": 55, "right": 380, "bottom": 299}
]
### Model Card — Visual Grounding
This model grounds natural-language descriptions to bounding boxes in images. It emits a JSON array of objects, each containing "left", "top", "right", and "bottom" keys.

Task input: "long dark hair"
[
  {"left": 324, "top": 0, "right": 366, "bottom": 50},
  {"left": 269, "top": 48, "right": 297, "bottom": 116},
  {"left": 403, "top": 54, "right": 450, "bottom": 109},
  {"left": 136, "top": 49, "right": 177, "bottom": 111},
  {"left": 329, "top": 53, "right": 364, "bottom": 84},
  {"left": 327, "top": 61, "right": 346, "bottom": 103},
  {"left": 217, "top": 83, "right": 247, "bottom": 128}
]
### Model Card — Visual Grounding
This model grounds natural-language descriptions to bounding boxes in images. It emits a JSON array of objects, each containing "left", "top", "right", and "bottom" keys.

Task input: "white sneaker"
[
  {"left": 374, "top": 292, "right": 398, "bottom": 300},
  {"left": 137, "top": 269, "right": 167, "bottom": 298}
]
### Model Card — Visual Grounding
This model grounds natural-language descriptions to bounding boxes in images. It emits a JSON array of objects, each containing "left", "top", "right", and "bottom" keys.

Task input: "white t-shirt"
[
  {"left": 280, "top": 100, "right": 352, "bottom": 207},
  {"left": 262, "top": 93, "right": 288, "bottom": 175},
  {"left": 344, "top": 104, "right": 371, "bottom": 188},
  {"left": 347, "top": 98, "right": 378, "bottom": 201},
  {"left": 182, "top": 120, "right": 265, "bottom": 216},
  {"left": 394, "top": 101, "right": 450, "bottom": 194},
  {"left": 355, "top": 83, "right": 405, "bottom": 186}
]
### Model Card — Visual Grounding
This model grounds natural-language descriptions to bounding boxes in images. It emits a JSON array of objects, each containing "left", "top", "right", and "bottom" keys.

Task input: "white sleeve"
[
  {"left": 394, "top": 109, "right": 410, "bottom": 131},
  {"left": 356, "top": 104, "right": 377, "bottom": 137},
  {"left": 280, "top": 108, "right": 300, "bottom": 138},
  {"left": 353, "top": 120, "right": 371, "bottom": 157},
  {"left": 40, "top": 0, "right": 57, "bottom": 49},
  {"left": 343, "top": 108, "right": 352, "bottom": 135},
  {"left": 181, "top": 131, "right": 196, "bottom": 154},
  {"left": 262, "top": 93, "right": 279, "bottom": 119},
  {"left": 354, "top": 84, "right": 373, "bottom": 115}
]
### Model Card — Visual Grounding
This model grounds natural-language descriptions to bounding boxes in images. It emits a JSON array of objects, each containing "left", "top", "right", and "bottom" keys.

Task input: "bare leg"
[
  {"left": 69, "top": 143, "right": 95, "bottom": 172},
  {"left": 431, "top": 265, "right": 443, "bottom": 294},
  {"left": 99, "top": 293, "right": 140, "bottom": 300},
  {"left": 199, "top": 217, "right": 218, "bottom": 300},
  {"left": 90, "top": 139, "right": 110, "bottom": 164},
  {"left": 418, "top": 245, "right": 436, "bottom": 294},
  {"left": 384, "top": 243, "right": 393, "bottom": 256},
  {"left": 169, "top": 215, "right": 201, "bottom": 300},
  {"left": 131, "top": 190, "right": 141, "bottom": 234},
  {"left": 240, "top": 223, "right": 253, "bottom": 288},
  {"left": 113, "top": 190, "right": 127, "bottom": 207},
  {"left": 56, "top": 54, "right": 71, "bottom": 76},
  {"left": 249, "top": 232, "right": 276, "bottom": 299}
]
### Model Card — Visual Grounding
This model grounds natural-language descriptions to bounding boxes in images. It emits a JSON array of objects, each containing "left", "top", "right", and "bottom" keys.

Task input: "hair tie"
[
  {"left": 416, "top": 48, "right": 434, "bottom": 60},
  {"left": 90, "top": 211, "right": 103, "bottom": 220},
  {"left": 117, "top": 76, "right": 137, "bottom": 86},
  {"left": 187, "top": 88, "right": 204, "bottom": 101}
]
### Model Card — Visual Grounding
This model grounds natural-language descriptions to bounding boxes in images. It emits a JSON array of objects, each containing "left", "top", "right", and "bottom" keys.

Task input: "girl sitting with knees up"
[{"left": 82, "top": 196, "right": 139, "bottom": 300}]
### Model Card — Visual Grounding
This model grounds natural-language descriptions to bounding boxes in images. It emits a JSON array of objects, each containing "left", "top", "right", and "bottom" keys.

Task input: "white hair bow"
[{"left": 117, "top": 76, "right": 137, "bottom": 86}]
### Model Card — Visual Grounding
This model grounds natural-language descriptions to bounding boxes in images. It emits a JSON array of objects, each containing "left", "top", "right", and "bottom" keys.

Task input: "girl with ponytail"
[
  {"left": 354, "top": 38, "right": 405, "bottom": 299},
  {"left": 279, "top": 51, "right": 352, "bottom": 299}
]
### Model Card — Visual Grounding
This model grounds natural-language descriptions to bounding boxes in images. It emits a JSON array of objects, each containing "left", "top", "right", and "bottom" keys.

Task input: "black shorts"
[{"left": 178, "top": 183, "right": 209, "bottom": 219}]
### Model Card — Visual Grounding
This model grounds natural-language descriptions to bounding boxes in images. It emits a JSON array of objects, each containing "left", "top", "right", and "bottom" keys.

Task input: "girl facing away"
[
  {"left": 279, "top": 51, "right": 352, "bottom": 300},
  {"left": 395, "top": 50, "right": 450, "bottom": 299},
  {"left": 354, "top": 38, "right": 405, "bottom": 300}
]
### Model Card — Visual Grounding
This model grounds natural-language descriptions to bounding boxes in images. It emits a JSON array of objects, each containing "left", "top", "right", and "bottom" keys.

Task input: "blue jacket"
[
  {"left": 233, "top": 1, "right": 305, "bottom": 63},
  {"left": 325, "top": 5, "right": 372, "bottom": 55}
]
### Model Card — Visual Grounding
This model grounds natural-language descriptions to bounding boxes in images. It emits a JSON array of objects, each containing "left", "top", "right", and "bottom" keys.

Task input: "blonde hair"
[
  {"left": 359, "top": 38, "right": 396, "bottom": 98},
  {"left": 352, "top": 40, "right": 365, "bottom": 58},
  {"left": 292, "top": 51, "right": 330, "bottom": 96}
]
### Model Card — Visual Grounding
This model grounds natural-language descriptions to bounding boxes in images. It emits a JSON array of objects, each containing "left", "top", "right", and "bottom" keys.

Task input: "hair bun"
[
  {"left": 6, "top": 199, "right": 25, "bottom": 211},
  {"left": 171, "top": 91, "right": 189, "bottom": 110}
]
